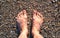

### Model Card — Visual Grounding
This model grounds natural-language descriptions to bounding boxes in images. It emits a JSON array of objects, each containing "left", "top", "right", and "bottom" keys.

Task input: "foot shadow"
[
  {"left": 16, "top": 21, "right": 33, "bottom": 38},
  {"left": 30, "top": 20, "right": 33, "bottom": 38},
  {"left": 16, "top": 21, "right": 21, "bottom": 37}
]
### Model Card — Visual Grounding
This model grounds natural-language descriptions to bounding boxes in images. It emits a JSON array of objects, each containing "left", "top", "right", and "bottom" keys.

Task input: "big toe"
[{"left": 23, "top": 10, "right": 27, "bottom": 16}]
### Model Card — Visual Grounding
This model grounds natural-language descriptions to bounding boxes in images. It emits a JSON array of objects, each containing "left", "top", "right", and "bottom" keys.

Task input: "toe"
[
  {"left": 33, "top": 10, "right": 37, "bottom": 16},
  {"left": 24, "top": 10, "right": 27, "bottom": 18},
  {"left": 16, "top": 14, "right": 20, "bottom": 19},
  {"left": 18, "top": 11, "right": 23, "bottom": 16},
  {"left": 22, "top": 10, "right": 27, "bottom": 18},
  {"left": 23, "top": 10, "right": 27, "bottom": 15},
  {"left": 15, "top": 17, "right": 18, "bottom": 20},
  {"left": 23, "top": 10, "right": 26, "bottom": 14},
  {"left": 16, "top": 10, "right": 24, "bottom": 19},
  {"left": 33, "top": 10, "right": 43, "bottom": 17},
  {"left": 18, "top": 10, "right": 26, "bottom": 16},
  {"left": 33, "top": 10, "right": 37, "bottom": 14},
  {"left": 37, "top": 12, "right": 43, "bottom": 19}
]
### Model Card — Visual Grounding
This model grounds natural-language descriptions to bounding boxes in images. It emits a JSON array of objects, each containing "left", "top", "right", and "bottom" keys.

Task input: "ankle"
[
  {"left": 32, "top": 29, "right": 39, "bottom": 35},
  {"left": 21, "top": 29, "right": 28, "bottom": 35}
]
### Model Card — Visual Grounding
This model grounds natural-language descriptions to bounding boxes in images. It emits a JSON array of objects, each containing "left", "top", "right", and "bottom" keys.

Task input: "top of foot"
[
  {"left": 16, "top": 10, "right": 28, "bottom": 30},
  {"left": 32, "top": 10, "right": 44, "bottom": 31},
  {"left": 16, "top": 10, "right": 27, "bottom": 24},
  {"left": 33, "top": 10, "right": 44, "bottom": 25}
]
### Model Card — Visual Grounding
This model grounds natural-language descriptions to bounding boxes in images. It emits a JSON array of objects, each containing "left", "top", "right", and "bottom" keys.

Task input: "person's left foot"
[{"left": 16, "top": 10, "right": 28, "bottom": 34}]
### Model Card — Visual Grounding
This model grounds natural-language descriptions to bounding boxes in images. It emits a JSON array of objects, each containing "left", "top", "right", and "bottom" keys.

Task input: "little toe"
[{"left": 16, "top": 14, "right": 20, "bottom": 19}]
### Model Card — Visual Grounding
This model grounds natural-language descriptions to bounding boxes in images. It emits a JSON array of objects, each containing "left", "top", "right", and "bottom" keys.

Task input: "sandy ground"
[{"left": 0, "top": 0, "right": 60, "bottom": 38}]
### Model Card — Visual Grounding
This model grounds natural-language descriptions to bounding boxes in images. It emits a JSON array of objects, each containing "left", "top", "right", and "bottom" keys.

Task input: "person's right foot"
[
  {"left": 32, "top": 10, "right": 43, "bottom": 31},
  {"left": 32, "top": 10, "right": 44, "bottom": 38}
]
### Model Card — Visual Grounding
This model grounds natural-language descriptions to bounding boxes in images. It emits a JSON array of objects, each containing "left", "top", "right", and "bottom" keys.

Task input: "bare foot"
[
  {"left": 32, "top": 10, "right": 44, "bottom": 38},
  {"left": 16, "top": 10, "right": 28, "bottom": 38}
]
